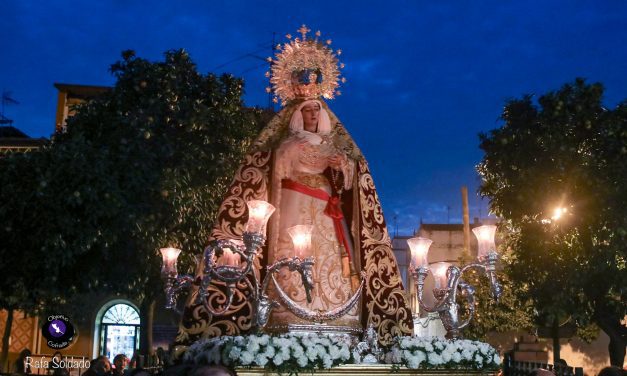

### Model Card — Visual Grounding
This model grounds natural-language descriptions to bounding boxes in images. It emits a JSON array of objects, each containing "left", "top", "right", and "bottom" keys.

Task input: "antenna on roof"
[
  {"left": 479, "top": 196, "right": 483, "bottom": 219},
  {"left": 212, "top": 34, "right": 278, "bottom": 111}
]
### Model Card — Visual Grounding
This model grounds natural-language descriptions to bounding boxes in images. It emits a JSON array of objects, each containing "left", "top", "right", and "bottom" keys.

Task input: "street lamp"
[
  {"left": 408, "top": 224, "right": 502, "bottom": 339},
  {"left": 550, "top": 206, "right": 568, "bottom": 221}
]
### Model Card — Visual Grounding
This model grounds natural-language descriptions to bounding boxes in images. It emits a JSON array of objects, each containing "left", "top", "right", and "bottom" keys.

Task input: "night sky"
[{"left": 2, "top": 1, "right": 626, "bottom": 234}]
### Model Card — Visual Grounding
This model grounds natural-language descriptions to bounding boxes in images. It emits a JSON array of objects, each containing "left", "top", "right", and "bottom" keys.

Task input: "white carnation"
[
  {"left": 297, "top": 355, "right": 309, "bottom": 367},
  {"left": 428, "top": 352, "right": 443, "bottom": 366},
  {"left": 263, "top": 345, "right": 276, "bottom": 358},
  {"left": 400, "top": 337, "right": 412, "bottom": 348},
  {"left": 280, "top": 347, "right": 290, "bottom": 359},
  {"left": 406, "top": 356, "right": 420, "bottom": 369},
  {"left": 248, "top": 340, "right": 260, "bottom": 354},
  {"left": 403, "top": 349, "right": 412, "bottom": 360},
  {"left": 339, "top": 345, "right": 350, "bottom": 360},
  {"left": 322, "top": 355, "right": 333, "bottom": 369},
  {"left": 292, "top": 343, "right": 304, "bottom": 358},
  {"left": 479, "top": 343, "right": 492, "bottom": 356},
  {"left": 441, "top": 349, "right": 452, "bottom": 363},
  {"left": 259, "top": 334, "right": 270, "bottom": 346},
  {"left": 233, "top": 336, "right": 245, "bottom": 346},
  {"left": 475, "top": 353, "right": 483, "bottom": 365},
  {"left": 240, "top": 351, "right": 254, "bottom": 365},
  {"left": 274, "top": 355, "right": 284, "bottom": 366},
  {"left": 462, "top": 349, "right": 473, "bottom": 361},
  {"left": 255, "top": 354, "right": 269, "bottom": 367},
  {"left": 306, "top": 347, "right": 318, "bottom": 361},
  {"left": 329, "top": 345, "right": 341, "bottom": 360},
  {"left": 228, "top": 346, "right": 241, "bottom": 360},
  {"left": 302, "top": 337, "right": 313, "bottom": 347}
]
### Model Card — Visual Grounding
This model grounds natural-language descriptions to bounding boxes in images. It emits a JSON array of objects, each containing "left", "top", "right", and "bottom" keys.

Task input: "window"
[{"left": 99, "top": 303, "right": 140, "bottom": 359}]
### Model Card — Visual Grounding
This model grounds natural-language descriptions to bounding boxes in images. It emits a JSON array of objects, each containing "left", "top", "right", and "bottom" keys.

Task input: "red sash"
[{"left": 281, "top": 179, "right": 351, "bottom": 261}]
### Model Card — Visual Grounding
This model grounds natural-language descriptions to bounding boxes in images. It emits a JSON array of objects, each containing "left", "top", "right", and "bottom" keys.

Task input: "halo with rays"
[{"left": 267, "top": 25, "right": 346, "bottom": 105}]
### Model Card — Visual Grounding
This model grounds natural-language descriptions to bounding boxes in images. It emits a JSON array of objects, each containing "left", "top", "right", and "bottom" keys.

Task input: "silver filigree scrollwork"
[
  {"left": 163, "top": 275, "right": 195, "bottom": 312},
  {"left": 162, "top": 199, "right": 367, "bottom": 334},
  {"left": 410, "top": 225, "right": 502, "bottom": 339},
  {"left": 272, "top": 271, "right": 366, "bottom": 323},
  {"left": 162, "top": 230, "right": 319, "bottom": 331},
  {"left": 413, "top": 251, "right": 501, "bottom": 339}
]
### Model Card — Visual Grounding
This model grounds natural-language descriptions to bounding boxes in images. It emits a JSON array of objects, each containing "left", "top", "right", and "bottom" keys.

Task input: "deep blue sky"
[{"left": 2, "top": 1, "right": 626, "bottom": 234}]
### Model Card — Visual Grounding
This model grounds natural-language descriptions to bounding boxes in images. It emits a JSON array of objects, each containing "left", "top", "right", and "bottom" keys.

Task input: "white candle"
[
  {"left": 287, "top": 225, "right": 314, "bottom": 258},
  {"left": 431, "top": 262, "right": 451, "bottom": 289},
  {"left": 221, "top": 248, "right": 240, "bottom": 267}
]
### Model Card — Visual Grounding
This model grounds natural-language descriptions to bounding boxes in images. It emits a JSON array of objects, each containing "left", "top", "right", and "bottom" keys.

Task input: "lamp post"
[
  {"left": 160, "top": 200, "right": 364, "bottom": 331},
  {"left": 408, "top": 224, "right": 502, "bottom": 339}
]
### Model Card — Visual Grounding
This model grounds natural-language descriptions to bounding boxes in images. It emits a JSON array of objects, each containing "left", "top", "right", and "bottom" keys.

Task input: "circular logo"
[
  {"left": 42, "top": 315, "right": 75, "bottom": 349},
  {"left": 48, "top": 319, "right": 66, "bottom": 338}
]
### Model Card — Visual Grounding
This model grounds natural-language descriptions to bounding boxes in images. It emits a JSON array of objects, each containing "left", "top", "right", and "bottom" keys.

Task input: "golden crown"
[{"left": 266, "top": 25, "right": 346, "bottom": 105}]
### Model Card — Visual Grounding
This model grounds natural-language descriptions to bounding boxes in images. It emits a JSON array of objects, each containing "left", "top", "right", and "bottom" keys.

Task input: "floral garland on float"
[{"left": 183, "top": 333, "right": 501, "bottom": 374}]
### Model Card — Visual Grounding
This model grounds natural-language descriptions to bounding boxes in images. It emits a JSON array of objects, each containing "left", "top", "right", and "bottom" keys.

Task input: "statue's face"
[{"left": 301, "top": 102, "right": 320, "bottom": 132}]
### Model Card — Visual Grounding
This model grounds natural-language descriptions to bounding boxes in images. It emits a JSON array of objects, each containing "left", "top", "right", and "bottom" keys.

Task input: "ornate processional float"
[{"left": 159, "top": 25, "right": 503, "bottom": 374}]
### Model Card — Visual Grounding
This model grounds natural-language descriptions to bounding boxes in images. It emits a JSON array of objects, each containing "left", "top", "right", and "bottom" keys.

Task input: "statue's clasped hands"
[{"left": 328, "top": 154, "right": 346, "bottom": 170}]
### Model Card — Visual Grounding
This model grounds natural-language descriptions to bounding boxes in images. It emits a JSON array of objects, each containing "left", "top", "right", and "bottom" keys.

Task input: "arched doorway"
[{"left": 97, "top": 303, "right": 140, "bottom": 359}]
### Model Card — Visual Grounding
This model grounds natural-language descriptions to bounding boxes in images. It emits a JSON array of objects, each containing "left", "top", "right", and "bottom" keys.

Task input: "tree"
[
  {"left": 0, "top": 150, "right": 59, "bottom": 371},
  {"left": 458, "top": 261, "right": 535, "bottom": 342},
  {"left": 477, "top": 79, "right": 627, "bottom": 366},
  {"left": 0, "top": 49, "right": 269, "bottom": 360}
]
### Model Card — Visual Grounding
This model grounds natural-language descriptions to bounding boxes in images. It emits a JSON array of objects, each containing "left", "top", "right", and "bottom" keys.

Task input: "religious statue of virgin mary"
[{"left": 175, "top": 25, "right": 413, "bottom": 346}]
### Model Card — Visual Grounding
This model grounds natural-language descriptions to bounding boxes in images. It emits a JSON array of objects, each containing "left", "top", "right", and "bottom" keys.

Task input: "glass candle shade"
[
  {"left": 472, "top": 225, "right": 497, "bottom": 260},
  {"left": 160, "top": 247, "right": 181, "bottom": 276},
  {"left": 407, "top": 237, "right": 433, "bottom": 269},
  {"left": 244, "top": 200, "right": 276, "bottom": 236},
  {"left": 287, "top": 225, "right": 314, "bottom": 258}
]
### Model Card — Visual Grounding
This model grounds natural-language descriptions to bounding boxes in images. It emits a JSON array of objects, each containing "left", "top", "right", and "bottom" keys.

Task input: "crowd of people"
[{"left": 8, "top": 347, "right": 625, "bottom": 376}]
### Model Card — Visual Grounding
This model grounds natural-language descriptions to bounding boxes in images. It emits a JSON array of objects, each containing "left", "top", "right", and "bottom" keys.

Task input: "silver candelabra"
[
  {"left": 160, "top": 200, "right": 364, "bottom": 332},
  {"left": 408, "top": 225, "right": 502, "bottom": 339}
]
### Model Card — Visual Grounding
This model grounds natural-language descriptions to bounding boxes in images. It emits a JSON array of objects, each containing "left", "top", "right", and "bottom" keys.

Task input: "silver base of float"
[{"left": 265, "top": 323, "right": 362, "bottom": 338}]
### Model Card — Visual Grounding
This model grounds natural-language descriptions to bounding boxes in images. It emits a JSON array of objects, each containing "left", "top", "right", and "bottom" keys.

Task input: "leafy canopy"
[
  {"left": 0, "top": 49, "right": 268, "bottom": 316},
  {"left": 477, "top": 79, "right": 626, "bottom": 333}
]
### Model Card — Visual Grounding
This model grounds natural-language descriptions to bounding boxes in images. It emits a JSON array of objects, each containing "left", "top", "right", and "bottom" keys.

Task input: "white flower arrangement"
[
  {"left": 183, "top": 333, "right": 501, "bottom": 373},
  {"left": 386, "top": 336, "right": 501, "bottom": 370},
  {"left": 184, "top": 332, "right": 353, "bottom": 373}
]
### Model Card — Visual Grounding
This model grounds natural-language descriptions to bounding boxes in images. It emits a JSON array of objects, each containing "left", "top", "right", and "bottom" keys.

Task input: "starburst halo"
[{"left": 267, "top": 25, "right": 345, "bottom": 105}]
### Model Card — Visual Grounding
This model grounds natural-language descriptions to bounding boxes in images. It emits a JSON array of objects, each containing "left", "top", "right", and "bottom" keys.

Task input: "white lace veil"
[{"left": 288, "top": 100, "right": 331, "bottom": 135}]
